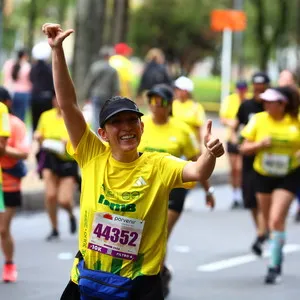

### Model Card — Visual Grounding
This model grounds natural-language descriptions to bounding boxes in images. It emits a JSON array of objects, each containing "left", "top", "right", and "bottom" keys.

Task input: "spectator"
[
  {"left": 30, "top": 42, "right": 54, "bottom": 131},
  {"left": 82, "top": 46, "right": 119, "bottom": 131},
  {"left": 136, "top": 48, "right": 171, "bottom": 102},
  {"left": 2, "top": 49, "right": 32, "bottom": 121}
]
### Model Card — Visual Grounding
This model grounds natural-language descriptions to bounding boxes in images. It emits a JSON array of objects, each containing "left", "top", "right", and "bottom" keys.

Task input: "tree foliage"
[
  {"left": 244, "top": 0, "right": 289, "bottom": 71},
  {"left": 128, "top": 0, "right": 231, "bottom": 74},
  {"left": 3, "top": 0, "right": 75, "bottom": 53}
]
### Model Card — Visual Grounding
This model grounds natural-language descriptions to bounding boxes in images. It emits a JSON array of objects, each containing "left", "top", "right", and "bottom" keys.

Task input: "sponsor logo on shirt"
[
  {"left": 133, "top": 176, "right": 147, "bottom": 187},
  {"left": 98, "top": 194, "right": 136, "bottom": 212}
]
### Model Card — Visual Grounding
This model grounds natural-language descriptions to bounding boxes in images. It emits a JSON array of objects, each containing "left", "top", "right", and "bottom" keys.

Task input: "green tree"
[
  {"left": 2, "top": 0, "right": 75, "bottom": 54},
  {"left": 129, "top": 0, "right": 231, "bottom": 75},
  {"left": 252, "top": 0, "right": 288, "bottom": 71},
  {"left": 107, "top": 0, "right": 130, "bottom": 45}
]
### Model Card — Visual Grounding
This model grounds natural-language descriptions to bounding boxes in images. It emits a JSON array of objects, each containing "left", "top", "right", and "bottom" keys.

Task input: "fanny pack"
[
  {"left": 77, "top": 256, "right": 133, "bottom": 300},
  {"left": 2, "top": 160, "right": 28, "bottom": 178},
  {"left": 41, "top": 139, "right": 66, "bottom": 156}
]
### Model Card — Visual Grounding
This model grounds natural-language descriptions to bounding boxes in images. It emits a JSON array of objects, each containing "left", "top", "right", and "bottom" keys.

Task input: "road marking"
[
  {"left": 197, "top": 244, "right": 300, "bottom": 272},
  {"left": 173, "top": 245, "right": 191, "bottom": 253},
  {"left": 58, "top": 252, "right": 73, "bottom": 260}
]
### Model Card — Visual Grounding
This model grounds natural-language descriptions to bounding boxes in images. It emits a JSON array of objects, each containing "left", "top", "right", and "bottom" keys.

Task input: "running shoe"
[
  {"left": 251, "top": 240, "right": 263, "bottom": 256},
  {"left": 46, "top": 229, "right": 59, "bottom": 241},
  {"left": 230, "top": 200, "right": 243, "bottom": 210},
  {"left": 264, "top": 266, "right": 282, "bottom": 284},
  {"left": 161, "top": 265, "right": 172, "bottom": 298},
  {"left": 2, "top": 263, "right": 17, "bottom": 283},
  {"left": 70, "top": 215, "right": 77, "bottom": 234},
  {"left": 251, "top": 234, "right": 268, "bottom": 256},
  {"left": 295, "top": 210, "right": 300, "bottom": 222}
]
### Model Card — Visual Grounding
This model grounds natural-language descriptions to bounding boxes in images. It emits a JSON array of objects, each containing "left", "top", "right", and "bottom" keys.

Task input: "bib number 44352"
[
  {"left": 88, "top": 212, "right": 145, "bottom": 261},
  {"left": 93, "top": 223, "right": 138, "bottom": 246}
]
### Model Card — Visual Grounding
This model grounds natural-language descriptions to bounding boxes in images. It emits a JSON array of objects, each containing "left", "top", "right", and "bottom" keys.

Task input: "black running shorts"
[
  {"left": 226, "top": 141, "right": 240, "bottom": 154},
  {"left": 254, "top": 167, "right": 300, "bottom": 195},
  {"left": 242, "top": 168, "right": 257, "bottom": 209},
  {"left": 37, "top": 151, "right": 78, "bottom": 178},
  {"left": 168, "top": 188, "right": 188, "bottom": 214},
  {"left": 3, "top": 191, "right": 22, "bottom": 208}
]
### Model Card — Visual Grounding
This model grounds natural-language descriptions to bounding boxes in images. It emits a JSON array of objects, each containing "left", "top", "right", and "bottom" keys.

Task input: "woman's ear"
[
  {"left": 141, "top": 120, "right": 144, "bottom": 134},
  {"left": 98, "top": 128, "right": 109, "bottom": 142}
]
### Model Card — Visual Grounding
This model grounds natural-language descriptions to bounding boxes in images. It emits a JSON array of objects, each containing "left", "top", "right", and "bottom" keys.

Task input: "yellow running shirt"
[
  {"left": 36, "top": 108, "right": 73, "bottom": 160},
  {"left": 0, "top": 102, "right": 10, "bottom": 212},
  {"left": 219, "top": 92, "right": 252, "bottom": 141},
  {"left": 139, "top": 115, "right": 198, "bottom": 158},
  {"left": 109, "top": 55, "right": 133, "bottom": 98},
  {"left": 241, "top": 112, "right": 300, "bottom": 176},
  {"left": 172, "top": 99, "right": 205, "bottom": 140},
  {"left": 67, "top": 127, "right": 191, "bottom": 282}
]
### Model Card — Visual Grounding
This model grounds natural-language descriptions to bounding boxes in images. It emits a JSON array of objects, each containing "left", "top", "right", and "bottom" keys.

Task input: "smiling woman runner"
[
  {"left": 42, "top": 23, "right": 224, "bottom": 300},
  {"left": 240, "top": 86, "right": 300, "bottom": 285}
]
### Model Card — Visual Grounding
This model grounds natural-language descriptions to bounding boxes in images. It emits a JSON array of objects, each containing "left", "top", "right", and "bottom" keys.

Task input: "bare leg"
[
  {"left": 57, "top": 176, "right": 77, "bottom": 234},
  {"left": 0, "top": 207, "right": 16, "bottom": 262},
  {"left": 43, "top": 169, "right": 59, "bottom": 232}
]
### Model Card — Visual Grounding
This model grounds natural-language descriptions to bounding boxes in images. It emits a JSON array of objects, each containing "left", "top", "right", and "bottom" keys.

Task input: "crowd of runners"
[{"left": 0, "top": 22, "right": 299, "bottom": 299}]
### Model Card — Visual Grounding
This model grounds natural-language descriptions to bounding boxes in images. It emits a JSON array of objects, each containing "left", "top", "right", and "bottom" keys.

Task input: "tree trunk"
[
  {"left": 27, "top": 0, "right": 37, "bottom": 59},
  {"left": 253, "top": 0, "right": 288, "bottom": 71},
  {"left": 72, "top": 0, "right": 107, "bottom": 105},
  {"left": 110, "top": 0, "right": 129, "bottom": 44},
  {"left": 58, "top": 0, "right": 70, "bottom": 26}
]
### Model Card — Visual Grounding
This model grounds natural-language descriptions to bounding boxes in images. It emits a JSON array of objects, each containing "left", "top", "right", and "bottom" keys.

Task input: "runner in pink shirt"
[{"left": 2, "top": 49, "right": 32, "bottom": 121}]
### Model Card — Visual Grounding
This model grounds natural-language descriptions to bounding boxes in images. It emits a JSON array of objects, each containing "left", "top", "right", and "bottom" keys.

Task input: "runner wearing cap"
[
  {"left": 240, "top": 86, "right": 300, "bottom": 284},
  {"left": 220, "top": 80, "right": 251, "bottom": 209},
  {"left": 235, "top": 72, "right": 270, "bottom": 256},
  {"left": 139, "top": 84, "right": 215, "bottom": 297},
  {"left": 172, "top": 76, "right": 206, "bottom": 151},
  {"left": 0, "top": 87, "right": 28, "bottom": 283},
  {"left": 42, "top": 23, "right": 224, "bottom": 300}
]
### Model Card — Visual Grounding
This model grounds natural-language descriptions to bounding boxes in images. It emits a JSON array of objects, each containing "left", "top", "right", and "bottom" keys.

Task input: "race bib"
[
  {"left": 88, "top": 212, "right": 145, "bottom": 261},
  {"left": 262, "top": 153, "right": 290, "bottom": 176}
]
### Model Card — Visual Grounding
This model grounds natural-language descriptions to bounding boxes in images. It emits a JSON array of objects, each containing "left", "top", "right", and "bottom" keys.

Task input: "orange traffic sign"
[{"left": 211, "top": 9, "right": 246, "bottom": 31}]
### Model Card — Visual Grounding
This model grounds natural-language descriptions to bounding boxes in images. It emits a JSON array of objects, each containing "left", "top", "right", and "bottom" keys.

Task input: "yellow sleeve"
[
  {"left": 240, "top": 114, "right": 258, "bottom": 141},
  {"left": 66, "top": 125, "right": 107, "bottom": 168},
  {"left": 158, "top": 154, "right": 195, "bottom": 189},
  {"left": 0, "top": 103, "right": 10, "bottom": 137}
]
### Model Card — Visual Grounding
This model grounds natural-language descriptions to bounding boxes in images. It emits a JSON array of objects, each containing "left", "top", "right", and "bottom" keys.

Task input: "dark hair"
[
  {"left": 274, "top": 86, "right": 300, "bottom": 118},
  {"left": 12, "top": 49, "right": 27, "bottom": 81}
]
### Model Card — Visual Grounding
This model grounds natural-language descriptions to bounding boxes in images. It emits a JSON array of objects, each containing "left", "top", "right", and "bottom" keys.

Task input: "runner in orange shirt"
[{"left": 0, "top": 87, "right": 27, "bottom": 282}]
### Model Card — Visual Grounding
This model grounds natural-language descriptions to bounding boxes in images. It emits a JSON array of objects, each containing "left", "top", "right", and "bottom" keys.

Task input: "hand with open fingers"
[
  {"left": 204, "top": 119, "right": 224, "bottom": 158},
  {"left": 42, "top": 23, "right": 74, "bottom": 48}
]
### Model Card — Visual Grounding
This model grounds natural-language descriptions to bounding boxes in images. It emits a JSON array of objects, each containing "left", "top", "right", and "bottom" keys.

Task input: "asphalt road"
[{"left": 1, "top": 184, "right": 299, "bottom": 300}]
